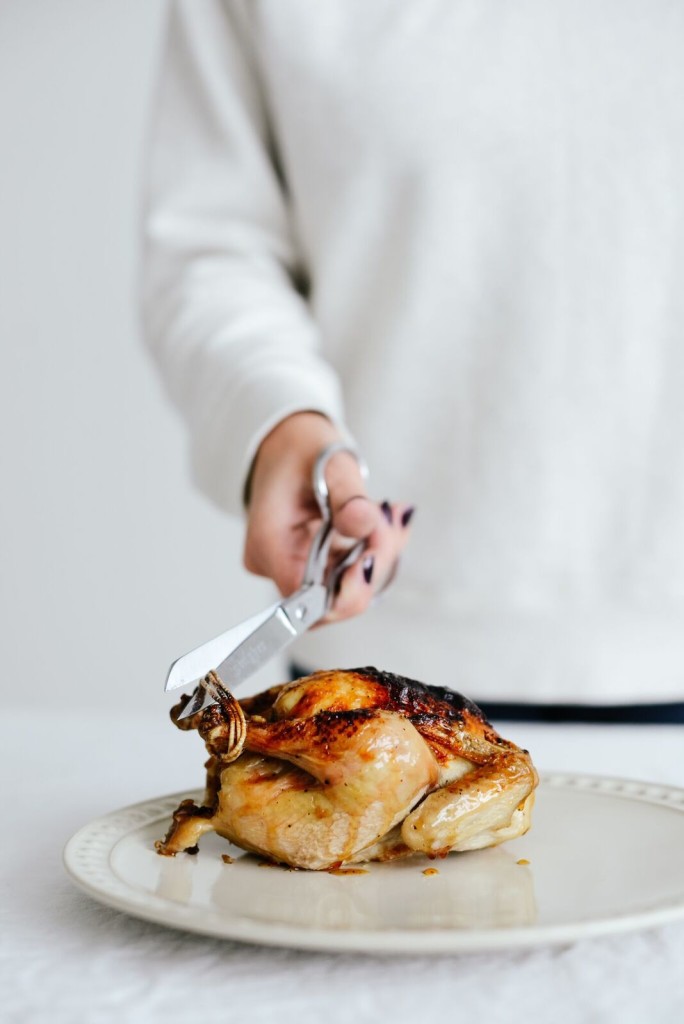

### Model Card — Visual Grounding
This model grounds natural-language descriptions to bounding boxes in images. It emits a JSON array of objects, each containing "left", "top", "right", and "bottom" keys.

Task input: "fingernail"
[
  {"left": 363, "top": 555, "right": 374, "bottom": 584},
  {"left": 380, "top": 500, "right": 393, "bottom": 524},
  {"left": 401, "top": 506, "right": 416, "bottom": 527}
]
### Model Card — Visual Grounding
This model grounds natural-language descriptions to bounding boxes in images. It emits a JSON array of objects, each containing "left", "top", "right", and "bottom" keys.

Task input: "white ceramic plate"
[{"left": 63, "top": 772, "right": 684, "bottom": 954}]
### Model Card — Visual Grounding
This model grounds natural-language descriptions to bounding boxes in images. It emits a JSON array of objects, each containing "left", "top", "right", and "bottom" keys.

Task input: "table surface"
[{"left": 3, "top": 707, "right": 684, "bottom": 1024}]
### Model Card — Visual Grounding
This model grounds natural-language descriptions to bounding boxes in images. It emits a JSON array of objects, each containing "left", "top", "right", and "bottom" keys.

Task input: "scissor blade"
[
  {"left": 213, "top": 583, "right": 329, "bottom": 685},
  {"left": 215, "top": 606, "right": 298, "bottom": 686},
  {"left": 175, "top": 584, "right": 328, "bottom": 721},
  {"left": 175, "top": 680, "right": 218, "bottom": 720},
  {"left": 175, "top": 608, "right": 296, "bottom": 722},
  {"left": 165, "top": 601, "right": 281, "bottom": 692}
]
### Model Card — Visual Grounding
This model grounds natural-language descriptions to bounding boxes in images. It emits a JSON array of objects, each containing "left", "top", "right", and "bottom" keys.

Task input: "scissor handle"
[
  {"left": 303, "top": 443, "right": 369, "bottom": 586},
  {"left": 324, "top": 538, "right": 368, "bottom": 606}
]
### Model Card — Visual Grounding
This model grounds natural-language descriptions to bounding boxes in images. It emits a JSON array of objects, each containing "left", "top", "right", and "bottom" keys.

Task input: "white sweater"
[{"left": 142, "top": 0, "right": 684, "bottom": 704}]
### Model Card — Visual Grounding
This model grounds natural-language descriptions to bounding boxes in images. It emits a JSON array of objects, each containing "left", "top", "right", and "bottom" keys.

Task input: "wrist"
[{"left": 260, "top": 412, "right": 341, "bottom": 461}]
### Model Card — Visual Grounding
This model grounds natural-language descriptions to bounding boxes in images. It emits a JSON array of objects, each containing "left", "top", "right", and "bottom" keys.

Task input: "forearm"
[{"left": 140, "top": 0, "right": 346, "bottom": 514}]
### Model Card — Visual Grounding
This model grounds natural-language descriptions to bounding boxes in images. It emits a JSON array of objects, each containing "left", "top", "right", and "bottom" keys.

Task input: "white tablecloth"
[{"left": 3, "top": 707, "right": 684, "bottom": 1024}]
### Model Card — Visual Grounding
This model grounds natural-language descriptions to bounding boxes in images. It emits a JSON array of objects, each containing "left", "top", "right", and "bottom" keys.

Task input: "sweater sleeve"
[{"left": 140, "top": 0, "right": 347, "bottom": 515}]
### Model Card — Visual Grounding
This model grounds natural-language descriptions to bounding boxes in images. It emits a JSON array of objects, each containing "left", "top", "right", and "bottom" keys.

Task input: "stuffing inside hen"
[{"left": 156, "top": 668, "right": 538, "bottom": 870}]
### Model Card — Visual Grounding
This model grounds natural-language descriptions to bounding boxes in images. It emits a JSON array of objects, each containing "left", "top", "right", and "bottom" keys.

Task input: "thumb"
[{"left": 323, "top": 449, "right": 380, "bottom": 539}]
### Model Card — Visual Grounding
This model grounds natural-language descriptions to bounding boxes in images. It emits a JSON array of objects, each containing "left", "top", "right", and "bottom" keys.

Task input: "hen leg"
[
  {"left": 155, "top": 799, "right": 215, "bottom": 855},
  {"left": 401, "top": 750, "right": 537, "bottom": 855}
]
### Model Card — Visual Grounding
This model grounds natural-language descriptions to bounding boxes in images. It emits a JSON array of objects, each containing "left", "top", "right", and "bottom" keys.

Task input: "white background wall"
[{"left": 0, "top": 0, "right": 281, "bottom": 713}]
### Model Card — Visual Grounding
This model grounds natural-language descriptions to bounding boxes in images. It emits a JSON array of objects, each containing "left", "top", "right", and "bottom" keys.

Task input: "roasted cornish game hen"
[{"left": 156, "top": 668, "right": 538, "bottom": 870}]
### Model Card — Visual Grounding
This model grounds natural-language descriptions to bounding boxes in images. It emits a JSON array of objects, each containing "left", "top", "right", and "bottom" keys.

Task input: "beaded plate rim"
[{"left": 63, "top": 771, "right": 684, "bottom": 954}]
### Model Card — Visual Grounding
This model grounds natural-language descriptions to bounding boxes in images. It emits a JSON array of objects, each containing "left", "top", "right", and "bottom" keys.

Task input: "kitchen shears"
[{"left": 165, "top": 443, "right": 368, "bottom": 720}]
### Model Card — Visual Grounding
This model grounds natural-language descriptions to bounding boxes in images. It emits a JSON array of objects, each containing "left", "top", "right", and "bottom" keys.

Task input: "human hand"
[{"left": 243, "top": 412, "right": 414, "bottom": 623}]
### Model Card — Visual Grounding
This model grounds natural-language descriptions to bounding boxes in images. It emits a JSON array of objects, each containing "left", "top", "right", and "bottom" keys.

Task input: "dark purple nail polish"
[
  {"left": 363, "top": 555, "right": 374, "bottom": 584},
  {"left": 380, "top": 500, "right": 393, "bottom": 524},
  {"left": 401, "top": 506, "right": 416, "bottom": 528}
]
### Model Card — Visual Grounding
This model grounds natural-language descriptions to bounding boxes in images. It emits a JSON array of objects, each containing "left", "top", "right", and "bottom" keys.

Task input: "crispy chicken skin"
[{"left": 156, "top": 668, "right": 538, "bottom": 870}]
